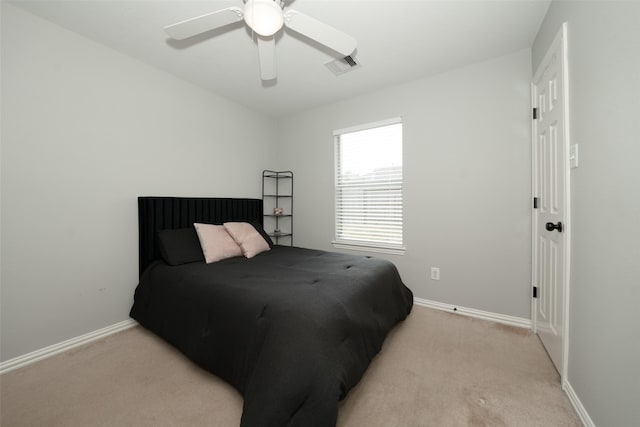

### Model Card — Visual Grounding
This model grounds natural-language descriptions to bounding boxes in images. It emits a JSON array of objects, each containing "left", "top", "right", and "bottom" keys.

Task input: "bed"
[{"left": 130, "top": 197, "right": 413, "bottom": 426}]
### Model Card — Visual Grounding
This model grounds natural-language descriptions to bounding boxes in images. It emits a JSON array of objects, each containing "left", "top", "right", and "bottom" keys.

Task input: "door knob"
[{"left": 545, "top": 221, "right": 563, "bottom": 232}]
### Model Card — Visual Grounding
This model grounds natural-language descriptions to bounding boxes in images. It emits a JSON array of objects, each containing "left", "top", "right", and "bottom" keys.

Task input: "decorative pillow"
[
  {"left": 250, "top": 221, "right": 274, "bottom": 248},
  {"left": 193, "top": 223, "right": 243, "bottom": 264},
  {"left": 223, "top": 222, "right": 271, "bottom": 258},
  {"left": 157, "top": 227, "right": 204, "bottom": 266}
]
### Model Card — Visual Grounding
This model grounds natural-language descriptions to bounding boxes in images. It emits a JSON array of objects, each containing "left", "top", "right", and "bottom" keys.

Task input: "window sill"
[{"left": 331, "top": 241, "right": 405, "bottom": 256}]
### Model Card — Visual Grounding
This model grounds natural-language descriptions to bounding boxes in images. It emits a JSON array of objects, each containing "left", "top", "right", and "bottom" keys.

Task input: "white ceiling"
[{"left": 10, "top": 0, "right": 551, "bottom": 118}]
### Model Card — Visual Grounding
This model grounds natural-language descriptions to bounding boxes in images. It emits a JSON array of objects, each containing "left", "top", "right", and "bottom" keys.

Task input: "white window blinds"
[{"left": 334, "top": 119, "right": 403, "bottom": 250}]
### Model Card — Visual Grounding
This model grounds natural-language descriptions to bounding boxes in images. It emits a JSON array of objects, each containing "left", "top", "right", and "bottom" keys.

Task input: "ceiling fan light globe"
[{"left": 244, "top": 0, "right": 284, "bottom": 37}]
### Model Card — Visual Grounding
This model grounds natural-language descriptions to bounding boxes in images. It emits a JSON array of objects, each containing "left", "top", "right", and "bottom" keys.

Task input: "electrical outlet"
[{"left": 430, "top": 267, "right": 440, "bottom": 281}]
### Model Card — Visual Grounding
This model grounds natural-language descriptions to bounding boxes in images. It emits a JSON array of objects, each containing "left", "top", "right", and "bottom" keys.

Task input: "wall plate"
[{"left": 570, "top": 144, "right": 579, "bottom": 169}]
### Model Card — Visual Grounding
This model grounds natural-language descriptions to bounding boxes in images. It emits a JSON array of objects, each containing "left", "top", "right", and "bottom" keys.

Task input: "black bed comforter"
[{"left": 130, "top": 246, "right": 413, "bottom": 426}]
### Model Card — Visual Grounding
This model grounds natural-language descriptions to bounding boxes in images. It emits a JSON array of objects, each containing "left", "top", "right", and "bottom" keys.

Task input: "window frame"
[{"left": 332, "top": 117, "right": 405, "bottom": 255}]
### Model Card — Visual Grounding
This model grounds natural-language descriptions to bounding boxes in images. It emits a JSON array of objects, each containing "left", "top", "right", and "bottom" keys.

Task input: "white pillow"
[
  {"left": 223, "top": 222, "right": 271, "bottom": 258},
  {"left": 193, "top": 223, "right": 243, "bottom": 264}
]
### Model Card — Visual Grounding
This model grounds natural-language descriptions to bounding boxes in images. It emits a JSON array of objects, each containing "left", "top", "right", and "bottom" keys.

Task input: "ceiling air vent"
[{"left": 325, "top": 55, "right": 361, "bottom": 76}]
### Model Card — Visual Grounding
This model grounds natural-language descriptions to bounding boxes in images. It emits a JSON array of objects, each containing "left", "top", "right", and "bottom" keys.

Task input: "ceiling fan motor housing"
[{"left": 244, "top": 0, "right": 285, "bottom": 36}]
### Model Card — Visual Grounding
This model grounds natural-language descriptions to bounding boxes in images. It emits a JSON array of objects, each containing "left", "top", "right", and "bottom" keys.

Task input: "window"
[{"left": 333, "top": 118, "right": 403, "bottom": 254}]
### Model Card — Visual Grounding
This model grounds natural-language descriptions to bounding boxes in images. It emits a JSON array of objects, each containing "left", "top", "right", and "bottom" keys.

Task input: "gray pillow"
[{"left": 157, "top": 227, "right": 204, "bottom": 265}]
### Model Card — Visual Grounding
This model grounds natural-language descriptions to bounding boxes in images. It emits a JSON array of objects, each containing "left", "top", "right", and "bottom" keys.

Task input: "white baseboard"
[
  {"left": 3, "top": 301, "right": 528, "bottom": 374},
  {"left": 413, "top": 297, "right": 532, "bottom": 329},
  {"left": 564, "top": 380, "right": 596, "bottom": 427},
  {"left": 0, "top": 319, "right": 137, "bottom": 375}
]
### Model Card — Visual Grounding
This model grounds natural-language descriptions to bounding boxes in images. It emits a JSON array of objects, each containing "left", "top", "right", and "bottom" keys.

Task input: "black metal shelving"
[{"left": 262, "top": 170, "right": 293, "bottom": 246}]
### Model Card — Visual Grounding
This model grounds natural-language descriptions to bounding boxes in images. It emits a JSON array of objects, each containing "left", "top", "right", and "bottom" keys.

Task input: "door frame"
[{"left": 531, "top": 22, "right": 572, "bottom": 386}]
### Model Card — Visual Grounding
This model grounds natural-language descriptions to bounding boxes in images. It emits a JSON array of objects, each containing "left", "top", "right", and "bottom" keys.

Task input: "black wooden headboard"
[{"left": 138, "top": 197, "right": 263, "bottom": 277}]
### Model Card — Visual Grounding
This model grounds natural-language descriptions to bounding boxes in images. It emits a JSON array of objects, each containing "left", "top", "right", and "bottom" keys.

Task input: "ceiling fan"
[{"left": 164, "top": 0, "right": 357, "bottom": 81}]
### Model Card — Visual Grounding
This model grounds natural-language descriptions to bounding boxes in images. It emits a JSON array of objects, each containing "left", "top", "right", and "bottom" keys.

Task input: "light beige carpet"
[{"left": 0, "top": 306, "right": 581, "bottom": 426}]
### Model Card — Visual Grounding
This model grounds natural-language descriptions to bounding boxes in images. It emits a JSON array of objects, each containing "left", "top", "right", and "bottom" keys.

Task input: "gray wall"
[
  {"left": 276, "top": 49, "right": 533, "bottom": 319},
  {"left": 8, "top": 9, "right": 638, "bottom": 425},
  {"left": 0, "top": 4, "right": 277, "bottom": 361},
  {"left": 532, "top": 1, "right": 640, "bottom": 425}
]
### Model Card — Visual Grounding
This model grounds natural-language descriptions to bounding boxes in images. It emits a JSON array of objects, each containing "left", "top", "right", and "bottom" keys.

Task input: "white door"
[{"left": 532, "top": 23, "right": 571, "bottom": 378}]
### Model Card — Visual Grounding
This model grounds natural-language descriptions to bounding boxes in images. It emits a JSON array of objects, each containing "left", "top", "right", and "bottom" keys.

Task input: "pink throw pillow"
[
  {"left": 223, "top": 222, "right": 271, "bottom": 259},
  {"left": 193, "top": 223, "right": 243, "bottom": 264}
]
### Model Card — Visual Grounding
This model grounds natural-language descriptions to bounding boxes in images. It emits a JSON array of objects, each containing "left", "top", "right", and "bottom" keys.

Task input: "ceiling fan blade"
[
  {"left": 257, "top": 36, "right": 277, "bottom": 81},
  {"left": 164, "top": 7, "right": 244, "bottom": 40},
  {"left": 283, "top": 10, "right": 356, "bottom": 56}
]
